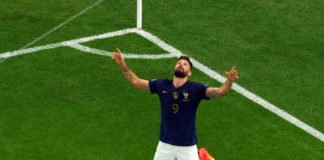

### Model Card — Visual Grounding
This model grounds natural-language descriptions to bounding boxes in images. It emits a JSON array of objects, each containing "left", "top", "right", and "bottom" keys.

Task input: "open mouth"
[{"left": 176, "top": 67, "right": 184, "bottom": 72}]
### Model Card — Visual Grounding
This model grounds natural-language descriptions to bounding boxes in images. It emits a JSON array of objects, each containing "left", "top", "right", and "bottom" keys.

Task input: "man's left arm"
[{"left": 206, "top": 66, "right": 238, "bottom": 98}]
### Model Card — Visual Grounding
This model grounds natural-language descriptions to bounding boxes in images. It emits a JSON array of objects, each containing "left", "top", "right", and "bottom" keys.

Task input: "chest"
[{"left": 161, "top": 89, "right": 191, "bottom": 102}]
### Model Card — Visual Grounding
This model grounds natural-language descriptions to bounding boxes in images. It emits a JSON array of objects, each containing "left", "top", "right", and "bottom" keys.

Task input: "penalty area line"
[
  {"left": 0, "top": 28, "right": 136, "bottom": 59},
  {"left": 68, "top": 43, "right": 176, "bottom": 59}
]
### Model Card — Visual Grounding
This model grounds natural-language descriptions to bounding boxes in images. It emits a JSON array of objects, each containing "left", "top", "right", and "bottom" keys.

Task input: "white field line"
[
  {"left": 0, "top": 28, "right": 135, "bottom": 59},
  {"left": 21, "top": 0, "right": 105, "bottom": 49},
  {"left": 68, "top": 43, "right": 176, "bottom": 59},
  {"left": 68, "top": 28, "right": 137, "bottom": 44},
  {"left": 0, "top": 43, "right": 64, "bottom": 59},
  {"left": 135, "top": 29, "right": 324, "bottom": 142}
]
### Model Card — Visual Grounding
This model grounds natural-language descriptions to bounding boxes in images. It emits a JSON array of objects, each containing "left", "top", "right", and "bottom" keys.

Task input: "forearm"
[
  {"left": 217, "top": 79, "right": 233, "bottom": 96},
  {"left": 206, "top": 80, "right": 233, "bottom": 98},
  {"left": 206, "top": 66, "right": 238, "bottom": 98},
  {"left": 118, "top": 62, "right": 140, "bottom": 86}
]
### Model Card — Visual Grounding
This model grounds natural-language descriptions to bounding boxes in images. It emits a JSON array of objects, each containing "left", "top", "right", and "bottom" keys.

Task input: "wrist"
[
  {"left": 226, "top": 74, "right": 232, "bottom": 82},
  {"left": 226, "top": 78, "right": 234, "bottom": 83},
  {"left": 118, "top": 61, "right": 126, "bottom": 67}
]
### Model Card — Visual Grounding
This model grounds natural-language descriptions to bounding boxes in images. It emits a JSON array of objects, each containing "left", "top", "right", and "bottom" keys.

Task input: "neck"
[{"left": 173, "top": 76, "right": 188, "bottom": 88}]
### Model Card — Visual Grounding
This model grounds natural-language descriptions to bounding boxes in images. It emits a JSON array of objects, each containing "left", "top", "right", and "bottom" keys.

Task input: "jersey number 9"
[{"left": 172, "top": 104, "right": 179, "bottom": 114}]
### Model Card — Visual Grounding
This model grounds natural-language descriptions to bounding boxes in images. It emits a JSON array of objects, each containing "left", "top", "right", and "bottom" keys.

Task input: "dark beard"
[{"left": 174, "top": 70, "right": 186, "bottom": 78}]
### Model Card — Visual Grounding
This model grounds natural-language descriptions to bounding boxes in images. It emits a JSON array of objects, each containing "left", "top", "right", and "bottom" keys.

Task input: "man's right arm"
[{"left": 112, "top": 48, "right": 149, "bottom": 90}]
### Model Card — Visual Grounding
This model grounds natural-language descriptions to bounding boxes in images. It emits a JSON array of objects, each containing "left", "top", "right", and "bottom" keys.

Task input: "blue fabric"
[{"left": 149, "top": 79, "right": 209, "bottom": 146}]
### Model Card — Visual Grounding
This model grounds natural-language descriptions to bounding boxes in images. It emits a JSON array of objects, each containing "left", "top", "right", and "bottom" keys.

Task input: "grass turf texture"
[{"left": 1, "top": 0, "right": 323, "bottom": 159}]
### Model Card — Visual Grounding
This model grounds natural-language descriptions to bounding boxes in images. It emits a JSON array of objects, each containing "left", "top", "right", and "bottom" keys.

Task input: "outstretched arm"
[
  {"left": 206, "top": 66, "right": 238, "bottom": 98},
  {"left": 112, "top": 48, "right": 149, "bottom": 90}
]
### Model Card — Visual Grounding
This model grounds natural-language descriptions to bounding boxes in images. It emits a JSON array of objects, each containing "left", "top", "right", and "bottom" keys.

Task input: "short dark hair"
[{"left": 177, "top": 56, "right": 193, "bottom": 69}]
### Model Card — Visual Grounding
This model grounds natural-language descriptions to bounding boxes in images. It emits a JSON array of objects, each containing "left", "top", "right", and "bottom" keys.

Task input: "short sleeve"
[
  {"left": 149, "top": 79, "right": 159, "bottom": 94},
  {"left": 201, "top": 84, "right": 210, "bottom": 100},
  {"left": 198, "top": 83, "right": 210, "bottom": 100}
]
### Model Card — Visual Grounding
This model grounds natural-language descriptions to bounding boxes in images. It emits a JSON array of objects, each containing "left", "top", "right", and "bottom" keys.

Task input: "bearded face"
[
  {"left": 174, "top": 69, "right": 187, "bottom": 78},
  {"left": 173, "top": 59, "right": 191, "bottom": 78}
]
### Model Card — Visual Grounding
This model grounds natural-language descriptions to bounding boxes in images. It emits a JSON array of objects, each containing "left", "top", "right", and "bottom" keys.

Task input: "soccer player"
[{"left": 112, "top": 48, "right": 238, "bottom": 160}]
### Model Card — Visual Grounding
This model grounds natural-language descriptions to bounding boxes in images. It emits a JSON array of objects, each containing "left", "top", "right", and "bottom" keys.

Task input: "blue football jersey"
[{"left": 149, "top": 79, "right": 209, "bottom": 146}]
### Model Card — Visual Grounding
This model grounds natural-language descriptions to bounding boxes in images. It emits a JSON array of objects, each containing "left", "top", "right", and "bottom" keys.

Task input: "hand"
[
  {"left": 112, "top": 48, "right": 125, "bottom": 65},
  {"left": 226, "top": 66, "right": 239, "bottom": 82}
]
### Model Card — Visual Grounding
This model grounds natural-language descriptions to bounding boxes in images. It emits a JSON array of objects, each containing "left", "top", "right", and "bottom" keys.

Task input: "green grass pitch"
[{"left": 0, "top": 0, "right": 323, "bottom": 159}]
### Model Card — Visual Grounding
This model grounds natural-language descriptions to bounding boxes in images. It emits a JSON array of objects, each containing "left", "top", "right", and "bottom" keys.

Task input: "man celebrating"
[{"left": 112, "top": 48, "right": 238, "bottom": 160}]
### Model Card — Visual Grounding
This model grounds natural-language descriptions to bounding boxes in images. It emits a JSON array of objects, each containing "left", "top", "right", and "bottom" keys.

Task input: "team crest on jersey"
[
  {"left": 172, "top": 92, "right": 179, "bottom": 100},
  {"left": 183, "top": 92, "right": 190, "bottom": 102}
]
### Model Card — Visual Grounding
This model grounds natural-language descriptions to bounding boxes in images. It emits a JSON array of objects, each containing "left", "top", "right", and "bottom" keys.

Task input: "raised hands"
[
  {"left": 112, "top": 48, "right": 125, "bottom": 65},
  {"left": 226, "top": 66, "right": 239, "bottom": 82}
]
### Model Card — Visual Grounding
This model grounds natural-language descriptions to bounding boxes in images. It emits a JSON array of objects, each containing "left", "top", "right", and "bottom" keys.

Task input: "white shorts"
[{"left": 153, "top": 141, "right": 199, "bottom": 160}]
